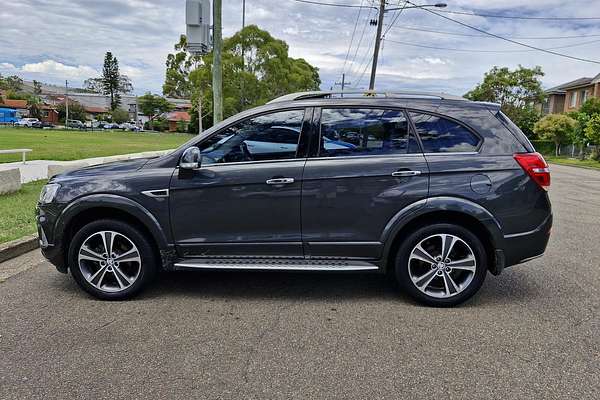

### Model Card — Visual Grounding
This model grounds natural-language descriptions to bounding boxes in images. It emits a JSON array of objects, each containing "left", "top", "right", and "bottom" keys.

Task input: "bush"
[
  {"left": 530, "top": 140, "right": 556, "bottom": 156},
  {"left": 533, "top": 114, "right": 577, "bottom": 156}
]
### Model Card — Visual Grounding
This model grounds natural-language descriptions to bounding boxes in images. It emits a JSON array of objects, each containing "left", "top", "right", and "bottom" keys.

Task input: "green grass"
[
  {"left": 0, "top": 127, "right": 192, "bottom": 163},
  {"left": 0, "top": 180, "right": 46, "bottom": 244},
  {"left": 546, "top": 156, "right": 600, "bottom": 170}
]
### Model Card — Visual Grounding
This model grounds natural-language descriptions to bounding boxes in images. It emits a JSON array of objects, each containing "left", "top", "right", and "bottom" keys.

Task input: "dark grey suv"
[{"left": 36, "top": 91, "right": 552, "bottom": 306}]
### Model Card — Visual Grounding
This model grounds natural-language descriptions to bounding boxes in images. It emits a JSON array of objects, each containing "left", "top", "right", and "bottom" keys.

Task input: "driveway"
[{"left": 0, "top": 164, "right": 598, "bottom": 399}]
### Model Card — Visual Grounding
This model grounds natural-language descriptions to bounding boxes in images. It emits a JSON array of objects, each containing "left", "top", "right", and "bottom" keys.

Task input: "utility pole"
[
  {"left": 212, "top": 0, "right": 223, "bottom": 124},
  {"left": 65, "top": 80, "right": 69, "bottom": 129},
  {"left": 369, "top": 0, "right": 386, "bottom": 91},
  {"left": 334, "top": 73, "right": 351, "bottom": 97}
]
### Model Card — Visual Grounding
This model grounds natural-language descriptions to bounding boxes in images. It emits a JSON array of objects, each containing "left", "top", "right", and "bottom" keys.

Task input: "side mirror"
[{"left": 180, "top": 147, "right": 201, "bottom": 170}]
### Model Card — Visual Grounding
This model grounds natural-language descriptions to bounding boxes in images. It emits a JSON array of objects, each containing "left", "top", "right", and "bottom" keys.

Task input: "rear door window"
[
  {"left": 409, "top": 112, "right": 480, "bottom": 153},
  {"left": 319, "top": 108, "right": 420, "bottom": 157}
]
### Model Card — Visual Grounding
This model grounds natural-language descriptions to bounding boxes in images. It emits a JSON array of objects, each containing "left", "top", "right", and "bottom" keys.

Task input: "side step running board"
[{"left": 173, "top": 257, "right": 379, "bottom": 272}]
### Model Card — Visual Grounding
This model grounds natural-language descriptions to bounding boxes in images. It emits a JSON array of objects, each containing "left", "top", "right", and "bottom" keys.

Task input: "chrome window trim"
[{"left": 191, "top": 157, "right": 309, "bottom": 168}]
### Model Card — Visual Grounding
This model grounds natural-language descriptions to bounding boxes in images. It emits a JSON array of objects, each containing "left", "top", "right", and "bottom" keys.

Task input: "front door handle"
[
  {"left": 266, "top": 178, "right": 295, "bottom": 185},
  {"left": 391, "top": 170, "right": 421, "bottom": 177}
]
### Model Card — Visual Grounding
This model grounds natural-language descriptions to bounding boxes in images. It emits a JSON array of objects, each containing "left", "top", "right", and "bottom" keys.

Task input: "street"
[{"left": 0, "top": 163, "right": 598, "bottom": 399}]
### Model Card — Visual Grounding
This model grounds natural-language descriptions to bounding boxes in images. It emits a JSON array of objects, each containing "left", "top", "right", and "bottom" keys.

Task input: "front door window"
[{"left": 200, "top": 110, "right": 305, "bottom": 164}]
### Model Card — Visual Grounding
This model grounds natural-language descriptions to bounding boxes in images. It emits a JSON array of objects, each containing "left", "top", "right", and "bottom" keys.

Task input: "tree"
[
  {"left": 584, "top": 114, "right": 600, "bottom": 160},
  {"left": 533, "top": 114, "right": 577, "bottom": 156},
  {"left": 111, "top": 108, "right": 129, "bottom": 124},
  {"left": 0, "top": 74, "right": 23, "bottom": 92},
  {"left": 33, "top": 80, "right": 42, "bottom": 95},
  {"left": 163, "top": 25, "right": 321, "bottom": 131},
  {"left": 465, "top": 65, "right": 545, "bottom": 137},
  {"left": 57, "top": 101, "right": 87, "bottom": 123},
  {"left": 579, "top": 97, "right": 600, "bottom": 117},
  {"left": 84, "top": 52, "right": 133, "bottom": 111},
  {"left": 138, "top": 93, "right": 173, "bottom": 129},
  {"left": 567, "top": 111, "right": 590, "bottom": 159},
  {"left": 162, "top": 35, "right": 197, "bottom": 99}
]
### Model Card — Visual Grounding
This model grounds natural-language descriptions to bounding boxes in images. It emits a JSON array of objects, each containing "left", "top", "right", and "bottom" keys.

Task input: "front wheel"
[
  {"left": 68, "top": 219, "right": 157, "bottom": 300},
  {"left": 395, "top": 224, "right": 487, "bottom": 307}
]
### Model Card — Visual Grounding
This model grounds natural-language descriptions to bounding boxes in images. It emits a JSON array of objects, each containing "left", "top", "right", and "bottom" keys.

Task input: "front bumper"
[
  {"left": 36, "top": 203, "right": 68, "bottom": 273},
  {"left": 503, "top": 213, "right": 553, "bottom": 268}
]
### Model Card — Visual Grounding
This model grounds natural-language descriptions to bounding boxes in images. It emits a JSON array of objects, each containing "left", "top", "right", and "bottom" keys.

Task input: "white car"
[{"left": 15, "top": 118, "right": 40, "bottom": 127}]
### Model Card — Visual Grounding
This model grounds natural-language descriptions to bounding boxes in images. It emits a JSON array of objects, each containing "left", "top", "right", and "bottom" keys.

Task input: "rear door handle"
[
  {"left": 266, "top": 178, "right": 295, "bottom": 185},
  {"left": 392, "top": 170, "right": 421, "bottom": 177}
]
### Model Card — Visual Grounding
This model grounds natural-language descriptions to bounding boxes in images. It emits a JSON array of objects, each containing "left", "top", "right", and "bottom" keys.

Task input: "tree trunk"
[{"left": 555, "top": 142, "right": 559, "bottom": 157}]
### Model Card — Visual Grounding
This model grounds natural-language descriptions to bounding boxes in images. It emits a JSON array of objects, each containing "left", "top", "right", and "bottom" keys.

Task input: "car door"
[
  {"left": 170, "top": 108, "right": 311, "bottom": 258},
  {"left": 301, "top": 107, "right": 429, "bottom": 260}
]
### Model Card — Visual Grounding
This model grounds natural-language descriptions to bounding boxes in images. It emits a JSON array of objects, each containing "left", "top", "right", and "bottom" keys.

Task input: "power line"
[
  {"left": 409, "top": 1, "right": 600, "bottom": 64},
  {"left": 342, "top": 0, "right": 366, "bottom": 75},
  {"left": 293, "top": 0, "right": 375, "bottom": 9},
  {"left": 436, "top": 8, "right": 600, "bottom": 21},
  {"left": 385, "top": 38, "right": 600, "bottom": 53},
  {"left": 293, "top": 0, "right": 600, "bottom": 20},
  {"left": 384, "top": 24, "right": 600, "bottom": 40},
  {"left": 346, "top": 6, "right": 375, "bottom": 79},
  {"left": 382, "top": 1, "right": 407, "bottom": 38}
]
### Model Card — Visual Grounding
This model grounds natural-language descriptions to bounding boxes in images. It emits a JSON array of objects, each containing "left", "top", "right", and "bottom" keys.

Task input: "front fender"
[{"left": 55, "top": 194, "right": 169, "bottom": 251}]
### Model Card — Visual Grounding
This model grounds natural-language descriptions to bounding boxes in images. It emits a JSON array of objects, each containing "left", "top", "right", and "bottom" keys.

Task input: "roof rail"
[{"left": 267, "top": 90, "right": 467, "bottom": 104}]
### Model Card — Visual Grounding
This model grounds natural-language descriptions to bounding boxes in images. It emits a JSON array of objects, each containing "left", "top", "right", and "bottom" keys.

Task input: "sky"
[{"left": 1, "top": 0, "right": 600, "bottom": 97}]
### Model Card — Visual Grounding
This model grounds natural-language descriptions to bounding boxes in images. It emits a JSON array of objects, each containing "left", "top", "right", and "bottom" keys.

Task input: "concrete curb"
[{"left": 0, "top": 235, "right": 40, "bottom": 264}]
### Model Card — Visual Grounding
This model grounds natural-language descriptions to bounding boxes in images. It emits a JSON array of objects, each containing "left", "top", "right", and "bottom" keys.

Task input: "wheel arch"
[
  {"left": 381, "top": 197, "right": 504, "bottom": 274},
  {"left": 56, "top": 194, "right": 169, "bottom": 268}
]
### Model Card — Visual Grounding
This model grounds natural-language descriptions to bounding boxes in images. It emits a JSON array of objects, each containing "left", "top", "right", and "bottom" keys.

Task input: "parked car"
[
  {"left": 66, "top": 119, "right": 84, "bottom": 129},
  {"left": 37, "top": 91, "right": 552, "bottom": 306},
  {"left": 15, "top": 118, "right": 40, "bottom": 127},
  {"left": 34, "top": 121, "right": 55, "bottom": 129},
  {"left": 119, "top": 122, "right": 140, "bottom": 131}
]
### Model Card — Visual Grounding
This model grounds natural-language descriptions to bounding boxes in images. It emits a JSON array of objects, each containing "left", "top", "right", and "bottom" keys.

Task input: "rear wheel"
[
  {"left": 68, "top": 219, "right": 157, "bottom": 300},
  {"left": 395, "top": 224, "right": 487, "bottom": 307}
]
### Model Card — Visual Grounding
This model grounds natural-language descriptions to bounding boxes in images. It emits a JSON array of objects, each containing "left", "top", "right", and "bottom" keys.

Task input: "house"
[
  {"left": 166, "top": 111, "right": 191, "bottom": 132},
  {"left": 0, "top": 97, "right": 29, "bottom": 117},
  {"left": 542, "top": 73, "right": 600, "bottom": 114},
  {"left": 39, "top": 104, "right": 59, "bottom": 125}
]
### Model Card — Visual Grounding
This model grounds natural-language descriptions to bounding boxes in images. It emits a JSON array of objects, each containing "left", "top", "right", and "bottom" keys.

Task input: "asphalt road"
[{"left": 1, "top": 164, "right": 599, "bottom": 400}]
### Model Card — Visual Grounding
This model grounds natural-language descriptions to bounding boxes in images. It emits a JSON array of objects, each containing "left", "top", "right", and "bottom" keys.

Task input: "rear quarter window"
[{"left": 409, "top": 112, "right": 481, "bottom": 153}]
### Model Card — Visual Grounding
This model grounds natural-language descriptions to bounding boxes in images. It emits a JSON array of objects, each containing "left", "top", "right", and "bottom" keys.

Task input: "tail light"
[{"left": 514, "top": 152, "right": 550, "bottom": 190}]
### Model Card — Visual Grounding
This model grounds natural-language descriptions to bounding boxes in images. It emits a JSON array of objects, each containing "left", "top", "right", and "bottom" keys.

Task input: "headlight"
[{"left": 39, "top": 183, "right": 60, "bottom": 204}]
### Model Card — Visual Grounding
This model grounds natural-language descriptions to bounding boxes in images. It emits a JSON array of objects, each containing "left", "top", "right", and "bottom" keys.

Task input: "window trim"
[
  {"left": 314, "top": 106, "right": 422, "bottom": 158},
  {"left": 405, "top": 108, "right": 483, "bottom": 154},
  {"left": 570, "top": 91, "right": 578, "bottom": 108},
  {"left": 192, "top": 107, "right": 310, "bottom": 166}
]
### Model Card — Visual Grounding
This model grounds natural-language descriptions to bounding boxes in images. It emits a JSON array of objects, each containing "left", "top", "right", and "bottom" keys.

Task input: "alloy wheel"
[
  {"left": 78, "top": 230, "right": 142, "bottom": 293},
  {"left": 408, "top": 233, "right": 477, "bottom": 299}
]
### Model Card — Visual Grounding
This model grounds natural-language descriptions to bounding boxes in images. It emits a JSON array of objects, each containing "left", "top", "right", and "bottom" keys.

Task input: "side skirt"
[{"left": 173, "top": 257, "right": 380, "bottom": 272}]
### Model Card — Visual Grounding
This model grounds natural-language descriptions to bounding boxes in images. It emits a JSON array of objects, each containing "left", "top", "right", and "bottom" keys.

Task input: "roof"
[
  {"left": 167, "top": 111, "right": 191, "bottom": 122},
  {"left": 545, "top": 73, "right": 600, "bottom": 94},
  {"left": 84, "top": 106, "right": 108, "bottom": 113},
  {"left": 0, "top": 98, "right": 28, "bottom": 109}
]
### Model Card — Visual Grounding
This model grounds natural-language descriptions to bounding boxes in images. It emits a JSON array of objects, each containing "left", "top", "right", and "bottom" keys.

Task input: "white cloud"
[{"left": 20, "top": 60, "right": 98, "bottom": 79}]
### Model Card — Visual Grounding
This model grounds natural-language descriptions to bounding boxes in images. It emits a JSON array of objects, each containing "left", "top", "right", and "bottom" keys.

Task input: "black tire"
[
  {"left": 395, "top": 223, "right": 487, "bottom": 307},
  {"left": 68, "top": 219, "right": 157, "bottom": 300}
]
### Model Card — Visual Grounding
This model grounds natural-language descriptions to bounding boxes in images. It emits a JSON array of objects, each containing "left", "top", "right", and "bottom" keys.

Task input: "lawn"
[
  {"left": 0, "top": 127, "right": 192, "bottom": 163},
  {"left": 546, "top": 156, "right": 600, "bottom": 170},
  {"left": 0, "top": 180, "right": 46, "bottom": 244}
]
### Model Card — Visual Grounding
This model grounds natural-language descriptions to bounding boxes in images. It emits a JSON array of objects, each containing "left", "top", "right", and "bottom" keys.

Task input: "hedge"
[{"left": 530, "top": 140, "right": 556, "bottom": 155}]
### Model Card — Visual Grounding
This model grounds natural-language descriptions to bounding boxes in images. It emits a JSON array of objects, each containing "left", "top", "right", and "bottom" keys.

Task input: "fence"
[{"left": 530, "top": 140, "right": 597, "bottom": 158}]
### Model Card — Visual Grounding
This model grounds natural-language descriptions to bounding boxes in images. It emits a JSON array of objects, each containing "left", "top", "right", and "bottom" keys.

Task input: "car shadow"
[
  {"left": 141, "top": 270, "right": 406, "bottom": 302},
  {"left": 50, "top": 268, "right": 543, "bottom": 307}
]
